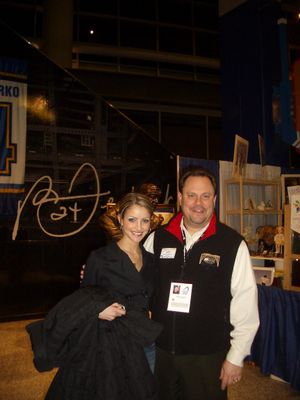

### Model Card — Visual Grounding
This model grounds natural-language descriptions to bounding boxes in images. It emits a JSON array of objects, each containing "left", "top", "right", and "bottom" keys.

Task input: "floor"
[
  {"left": 229, "top": 364, "right": 300, "bottom": 399},
  {"left": 0, "top": 319, "right": 299, "bottom": 400}
]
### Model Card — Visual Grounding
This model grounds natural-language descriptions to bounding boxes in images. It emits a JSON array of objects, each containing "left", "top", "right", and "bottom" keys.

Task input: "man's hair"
[{"left": 179, "top": 167, "right": 217, "bottom": 194}]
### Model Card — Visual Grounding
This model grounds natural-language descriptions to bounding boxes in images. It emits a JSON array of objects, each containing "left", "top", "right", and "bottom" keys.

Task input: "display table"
[{"left": 250, "top": 285, "right": 300, "bottom": 391}]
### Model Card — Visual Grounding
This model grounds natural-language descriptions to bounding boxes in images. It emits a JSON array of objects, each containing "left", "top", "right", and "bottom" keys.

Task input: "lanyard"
[
  {"left": 181, "top": 228, "right": 199, "bottom": 272},
  {"left": 181, "top": 229, "right": 188, "bottom": 263},
  {"left": 181, "top": 228, "right": 198, "bottom": 262}
]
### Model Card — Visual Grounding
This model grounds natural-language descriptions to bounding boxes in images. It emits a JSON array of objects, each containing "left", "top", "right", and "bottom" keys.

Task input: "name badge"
[
  {"left": 160, "top": 248, "right": 177, "bottom": 259},
  {"left": 167, "top": 282, "right": 193, "bottom": 313}
]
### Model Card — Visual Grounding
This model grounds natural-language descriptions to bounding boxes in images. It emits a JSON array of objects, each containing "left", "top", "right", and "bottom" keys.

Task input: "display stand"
[
  {"left": 224, "top": 177, "right": 283, "bottom": 277},
  {"left": 224, "top": 177, "right": 282, "bottom": 238}
]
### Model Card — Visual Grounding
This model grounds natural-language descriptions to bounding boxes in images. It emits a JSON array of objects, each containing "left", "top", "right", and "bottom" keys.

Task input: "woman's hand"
[{"left": 98, "top": 303, "right": 126, "bottom": 321}]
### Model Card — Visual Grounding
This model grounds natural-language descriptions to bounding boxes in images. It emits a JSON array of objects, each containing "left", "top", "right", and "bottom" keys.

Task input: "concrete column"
[{"left": 42, "top": 0, "right": 73, "bottom": 68}]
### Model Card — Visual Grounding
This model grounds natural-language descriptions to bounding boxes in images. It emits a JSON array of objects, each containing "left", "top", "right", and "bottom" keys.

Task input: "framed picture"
[
  {"left": 281, "top": 174, "right": 300, "bottom": 207},
  {"left": 232, "top": 134, "right": 249, "bottom": 178},
  {"left": 258, "top": 134, "right": 266, "bottom": 166}
]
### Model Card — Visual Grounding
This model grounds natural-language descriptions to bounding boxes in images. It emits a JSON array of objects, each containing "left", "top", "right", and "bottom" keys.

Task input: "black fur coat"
[{"left": 26, "top": 286, "right": 161, "bottom": 400}]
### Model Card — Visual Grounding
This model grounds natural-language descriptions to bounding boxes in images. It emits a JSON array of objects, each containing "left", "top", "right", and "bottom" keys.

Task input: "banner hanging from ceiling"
[{"left": 0, "top": 58, "right": 27, "bottom": 216}]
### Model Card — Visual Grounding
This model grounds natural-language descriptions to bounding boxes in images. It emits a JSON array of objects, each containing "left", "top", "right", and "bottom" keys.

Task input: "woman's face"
[{"left": 119, "top": 204, "right": 151, "bottom": 244}]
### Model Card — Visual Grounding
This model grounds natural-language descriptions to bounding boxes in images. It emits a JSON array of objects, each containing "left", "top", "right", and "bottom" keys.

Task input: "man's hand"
[
  {"left": 98, "top": 303, "right": 126, "bottom": 321},
  {"left": 219, "top": 360, "right": 242, "bottom": 390}
]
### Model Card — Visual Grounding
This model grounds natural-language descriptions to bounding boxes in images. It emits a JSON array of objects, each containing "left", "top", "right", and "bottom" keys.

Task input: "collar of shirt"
[{"left": 180, "top": 218, "right": 209, "bottom": 251}]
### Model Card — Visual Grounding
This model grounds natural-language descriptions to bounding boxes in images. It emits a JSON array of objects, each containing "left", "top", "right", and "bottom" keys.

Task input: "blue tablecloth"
[{"left": 250, "top": 285, "right": 300, "bottom": 391}]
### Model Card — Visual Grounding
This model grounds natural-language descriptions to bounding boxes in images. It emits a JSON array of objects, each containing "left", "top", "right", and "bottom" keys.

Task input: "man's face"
[{"left": 178, "top": 176, "right": 216, "bottom": 233}]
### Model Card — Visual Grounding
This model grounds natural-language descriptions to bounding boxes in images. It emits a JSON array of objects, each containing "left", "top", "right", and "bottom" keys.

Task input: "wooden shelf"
[
  {"left": 251, "top": 255, "right": 284, "bottom": 262},
  {"left": 225, "top": 178, "right": 280, "bottom": 185},
  {"left": 224, "top": 177, "right": 282, "bottom": 237},
  {"left": 226, "top": 209, "right": 282, "bottom": 215}
]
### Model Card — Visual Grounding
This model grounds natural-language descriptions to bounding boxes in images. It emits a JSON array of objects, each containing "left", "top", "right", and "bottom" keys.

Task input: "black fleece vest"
[{"left": 152, "top": 221, "right": 243, "bottom": 355}]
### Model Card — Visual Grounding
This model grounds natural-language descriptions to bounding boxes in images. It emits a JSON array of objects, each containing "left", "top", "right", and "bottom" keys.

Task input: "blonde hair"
[{"left": 117, "top": 192, "right": 154, "bottom": 218}]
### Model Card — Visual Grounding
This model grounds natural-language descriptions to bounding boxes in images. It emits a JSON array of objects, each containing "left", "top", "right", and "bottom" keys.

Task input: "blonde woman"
[
  {"left": 82, "top": 192, "right": 159, "bottom": 372},
  {"left": 27, "top": 192, "right": 161, "bottom": 400}
]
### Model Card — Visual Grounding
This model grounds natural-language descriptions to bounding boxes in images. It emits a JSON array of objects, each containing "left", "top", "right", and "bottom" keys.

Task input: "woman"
[
  {"left": 82, "top": 192, "right": 159, "bottom": 372},
  {"left": 27, "top": 192, "right": 161, "bottom": 400}
]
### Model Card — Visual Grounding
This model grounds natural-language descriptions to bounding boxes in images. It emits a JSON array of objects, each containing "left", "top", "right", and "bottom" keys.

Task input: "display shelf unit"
[
  {"left": 224, "top": 177, "right": 282, "bottom": 243},
  {"left": 283, "top": 205, "right": 300, "bottom": 291}
]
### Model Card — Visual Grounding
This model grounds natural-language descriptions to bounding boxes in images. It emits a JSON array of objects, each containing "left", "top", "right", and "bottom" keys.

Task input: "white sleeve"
[
  {"left": 143, "top": 231, "right": 155, "bottom": 254},
  {"left": 226, "top": 240, "right": 260, "bottom": 367}
]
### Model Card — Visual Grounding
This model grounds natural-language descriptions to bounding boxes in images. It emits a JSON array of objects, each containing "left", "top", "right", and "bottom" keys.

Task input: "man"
[{"left": 144, "top": 166, "right": 259, "bottom": 400}]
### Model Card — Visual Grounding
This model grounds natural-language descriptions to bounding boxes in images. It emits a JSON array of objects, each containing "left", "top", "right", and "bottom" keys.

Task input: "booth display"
[{"left": 219, "top": 162, "right": 300, "bottom": 391}]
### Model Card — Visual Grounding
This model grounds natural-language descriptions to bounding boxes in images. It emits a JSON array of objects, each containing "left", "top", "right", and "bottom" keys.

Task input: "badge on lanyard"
[{"left": 167, "top": 282, "right": 193, "bottom": 313}]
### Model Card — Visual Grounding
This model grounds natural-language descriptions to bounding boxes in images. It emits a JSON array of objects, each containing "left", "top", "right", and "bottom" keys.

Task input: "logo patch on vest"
[{"left": 199, "top": 253, "right": 220, "bottom": 267}]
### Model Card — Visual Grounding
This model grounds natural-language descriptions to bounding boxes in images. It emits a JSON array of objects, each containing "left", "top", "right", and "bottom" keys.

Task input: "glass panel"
[{"left": 0, "top": 21, "right": 176, "bottom": 320}]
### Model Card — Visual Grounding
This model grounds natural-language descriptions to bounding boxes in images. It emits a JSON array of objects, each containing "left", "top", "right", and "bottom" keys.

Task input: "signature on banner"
[{"left": 12, "top": 163, "right": 110, "bottom": 240}]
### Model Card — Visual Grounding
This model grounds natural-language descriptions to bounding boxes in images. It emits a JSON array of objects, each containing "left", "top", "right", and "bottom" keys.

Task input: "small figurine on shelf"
[
  {"left": 244, "top": 198, "right": 256, "bottom": 210},
  {"left": 265, "top": 200, "right": 273, "bottom": 209},
  {"left": 255, "top": 225, "right": 276, "bottom": 255},
  {"left": 242, "top": 225, "right": 252, "bottom": 243},
  {"left": 242, "top": 225, "right": 257, "bottom": 253},
  {"left": 274, "top": 226, "right": 285, "bottom": 255},
  {"left": 257, "top": 201, "right": 266, "bottom": 211}
]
